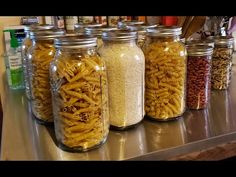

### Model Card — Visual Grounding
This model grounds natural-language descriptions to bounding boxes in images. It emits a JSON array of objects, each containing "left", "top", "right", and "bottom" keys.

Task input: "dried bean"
[
  {"left": 211, "top": 47, "right": 233, "bottom": 90},
  {"left": 187, "top": 55, "right": 211, "bottom": 109}
]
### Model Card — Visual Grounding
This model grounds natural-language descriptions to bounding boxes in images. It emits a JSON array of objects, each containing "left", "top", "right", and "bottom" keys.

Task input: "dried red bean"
[{"left": 187, "top": 55, "right": 212, "bottom": 109}]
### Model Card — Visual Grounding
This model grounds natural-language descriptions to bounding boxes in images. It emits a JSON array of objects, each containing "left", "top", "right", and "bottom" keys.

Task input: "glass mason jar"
[
  {"left": 186, "top": 46, "right": 213, "bottom": 109},
  {"left": 29, "top": 30, "right": 65, "bottom": 124},
  {"left": 85, "top": 26, "right": 117, "bottom": 49},
  {"left": 22, "top": 25, "right": 55, "bottom": 100},
  {"left": 143, "top": 26, "right": 187, "bottom": 121},
  {"left": 211, "top": 36, "right": 234, "bottom": 90},
  {"left": 98, "top": 30, "right": 145, "bottom": 130},
  {"left": 126, "top": 24, "right": 157, "bottom": 48},
  {"left": 50, "top": 36, "right": 109, "bottom": 152}
]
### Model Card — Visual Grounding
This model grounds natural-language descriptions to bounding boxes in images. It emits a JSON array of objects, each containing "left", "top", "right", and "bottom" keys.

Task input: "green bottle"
[{"left": 4, "top": 29, "right": 25, "bottom": 90}]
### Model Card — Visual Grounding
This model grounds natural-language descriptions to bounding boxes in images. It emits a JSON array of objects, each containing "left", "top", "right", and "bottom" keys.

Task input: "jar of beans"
[
  {"left": 211, "top": 36, "right": 234, "bottom": 90},
  {"left": 186, "top": 46, "right": 213, "bottom": 110}
]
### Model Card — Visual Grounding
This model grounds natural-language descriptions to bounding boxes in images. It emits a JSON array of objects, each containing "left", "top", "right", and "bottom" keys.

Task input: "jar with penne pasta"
[
  {"left": 22, "top": 25, "right": 55, "bottom": 100},
  {"left": 29, "top": 30, "right": 65, "bottom": 124},
  {"left": 99, "top": 30, "right": 145, "bottom": 130},
  {"left": 50, "top": 36, "right": 109, "bottom": 152},
  {"left": 143, "top": 26, "right": 187, "bottom": 121}
]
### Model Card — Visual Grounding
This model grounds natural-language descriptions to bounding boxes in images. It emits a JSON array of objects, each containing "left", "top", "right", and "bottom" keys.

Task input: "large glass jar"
[
  {"left": 143, "top": 26, "right": 187, "bottom": 121},
  {"left": 50, "top": 36, "right": 109, "bottom": 152},
  {"left": 186, "top": 46, "right": 213, "bottom": 109},
  {"left": 211, "top": 36, "right": 234, "bottom": 90},
  {"left": 126, "top": 24, "right": 157, "bottom": 48},
  {"left": 98, "top": 30, "right": 145, "bottom": 130},
  {"left": 29, "top": 30, "right": 65, "bottom": 124},
  {"left": 85, "top": 26, "right": 117, "bottom": 49},
  {"left": 22, "top": 25, "right": 55, "bottom": 100}
]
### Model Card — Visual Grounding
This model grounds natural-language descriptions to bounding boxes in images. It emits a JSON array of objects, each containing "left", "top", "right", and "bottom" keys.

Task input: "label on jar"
[
  {"left": 108, "top": 16, "right": 120, "bottom": 27},
  {"left": 65, "top": 16, "right": 78, "bottom": 31}
]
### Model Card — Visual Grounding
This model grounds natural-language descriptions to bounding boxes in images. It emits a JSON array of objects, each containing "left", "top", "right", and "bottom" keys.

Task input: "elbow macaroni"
[{"left": 144, "top": 39, "right": 187, "bottom": 120}]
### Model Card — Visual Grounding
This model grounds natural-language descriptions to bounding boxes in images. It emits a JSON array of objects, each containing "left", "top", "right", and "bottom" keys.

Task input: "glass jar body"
[
  {"left": 50, "top": 47, "right": 109, "bottom": 151},
  {"left": 211, "top": 43, "right": 234, "bottom": 90},
  {"left": 99, "top": 40, "right": 145, "bottom": 129},
  {"left": 143, "top": 35, "right": 187, "bottom": 121},
  {"left": 21, "top": 33, "right": 33, "bottom": 99},
  {"left": 29, "top": 39, "right": 55, "bottom": 124},
  {"left": 187, "top": 54, "right": 212, "bottom": 109}
]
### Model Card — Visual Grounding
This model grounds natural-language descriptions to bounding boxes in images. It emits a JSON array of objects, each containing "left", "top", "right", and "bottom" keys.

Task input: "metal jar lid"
[
  {"left": 126, "top": 24, "right": 157, "bottom": 33},
  {"left": 74, "top": 23, "right": 103, "bottom": 30},
  {"left": 186, "top": 39, "right": 215, "bottom": 48},
  {"left": 117, "top": 20, "right": 145, "bottom": 29},
  {"left": 54, "top": 35, "right": 97, "bottom": 48},
  {"left": 102, "top": 29, "right": 137, "bottom": 41},
  {"left": 30, "top": 30, "right": 65, "bottom": 40},
  {"left": 212, "top": 36, "right": 234, "bottom": 46},
  {"left": 147, "top": 26, "right": 182, "bottom": 36},
  {"left": 85, "top": 27, "right": 117, "bottom": 37},
  {"left": 187, "top": 46, "right": 213, "bottom": 56},
  {"left": 24, "top": 24, "right": 55, "bottom": 32}
]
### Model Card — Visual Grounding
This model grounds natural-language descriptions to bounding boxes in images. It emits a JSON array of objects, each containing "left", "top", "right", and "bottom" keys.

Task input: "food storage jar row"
[{"left": 21, "top": 24, "right": 235, "bottom": 152}]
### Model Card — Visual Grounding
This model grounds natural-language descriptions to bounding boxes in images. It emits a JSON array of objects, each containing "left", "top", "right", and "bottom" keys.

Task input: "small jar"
[
  {"left": 126, "top": 24, "right": 157, "bottom": 48},
  {"left": 143, "top": 26, "right": 187, "bottom": 121},
  {"left": 50, "top": 36, "right": 109, "bottom": 152},
  {"left": 186, "top": 46, "right": 213, "bottom": 109},
  {"left": 29, "top": 30, "right": 65, "bottom": 124},
  {"left": 22, "top": 25, "right": 55, "bottom": 100},
  {"left": 211, "top": 36, "right": 234, "bottom": 90},
  {"left": 85, "top": 26, "right": 117, "bottom": 49},
  {"left": 117, "top": 20, "right": 144, "bottom": 29},
  {"left": 98, "top": 30, "right": 145, "bottom": 130}
]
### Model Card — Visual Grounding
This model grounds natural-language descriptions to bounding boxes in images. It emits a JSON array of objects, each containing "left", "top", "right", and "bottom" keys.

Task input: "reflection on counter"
[
  {"left": 209, "top": 90, "right": 235, "bottom": 135},
  {"left": 105, "top": 123, "right": 147, "bottom": 160},
  {"left": 143, "top": 118, "right": 186, "bottom": 151},
  {"left": 184, "top": 109, "right": 212, "bottom": 142}
]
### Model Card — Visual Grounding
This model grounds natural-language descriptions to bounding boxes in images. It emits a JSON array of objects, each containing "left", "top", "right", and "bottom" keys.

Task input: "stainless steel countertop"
[{"left": 1, "top": 65, "right": 236, "bottom": 160}]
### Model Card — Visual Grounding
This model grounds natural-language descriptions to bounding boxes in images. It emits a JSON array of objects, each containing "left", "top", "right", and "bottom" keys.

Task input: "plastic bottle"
[{"left": 4, "top": 29, "right": 25, "bottom": 90}]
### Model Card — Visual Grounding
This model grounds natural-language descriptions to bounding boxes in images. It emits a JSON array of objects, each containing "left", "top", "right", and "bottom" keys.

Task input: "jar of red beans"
[{"left": 186, "top": 46, "right": 213, "bottom": 110}]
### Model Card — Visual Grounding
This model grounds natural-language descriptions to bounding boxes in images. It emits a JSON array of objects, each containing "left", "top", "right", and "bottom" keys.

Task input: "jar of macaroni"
[
  {"left": 22, "top": 25, "right": 55, "bottom": 100},
  {"left": 143, "top": 26, "right": 187, "bottom": 121},
  {"left": 50, "top": 36, "right": 109, "bottom": 152},
  {"left": 85, "top": 26, "right": 117, "bottom": 49},
  {"left": 186, "top": 46, "right": 213, "bottom": 110},
  {"left": 29, "top": 29, "right": 65, "bottom": 124},
  {"left": 126, "top": 24, "right": 157, "bottom": 48},
  {"left": 98, "top": 30, "right": 145, "bottom": 130},
  {"left": 211, "top": 36, "right": 234, "bottom": 90}
]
